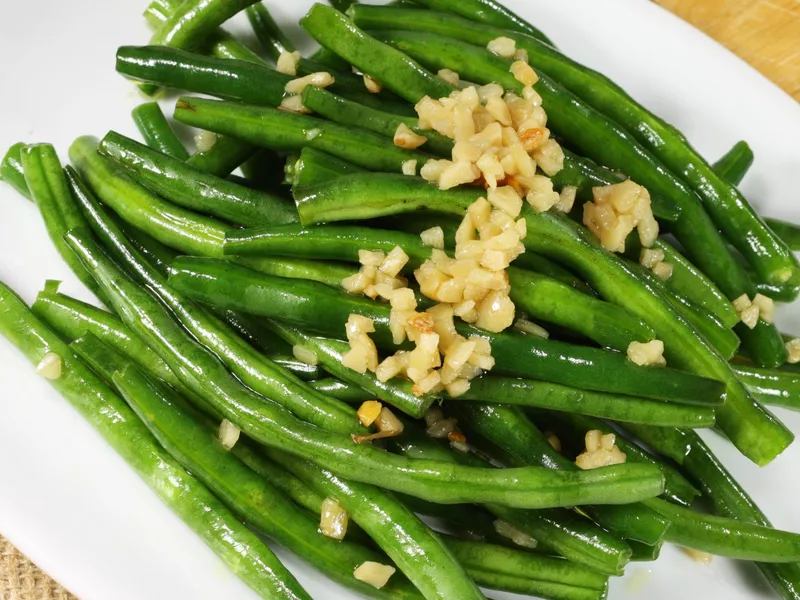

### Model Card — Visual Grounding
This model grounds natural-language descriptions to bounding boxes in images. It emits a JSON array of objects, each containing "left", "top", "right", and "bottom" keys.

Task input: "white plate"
[{"left": 0, "top": 1, "right": 799, "bottom": 599}]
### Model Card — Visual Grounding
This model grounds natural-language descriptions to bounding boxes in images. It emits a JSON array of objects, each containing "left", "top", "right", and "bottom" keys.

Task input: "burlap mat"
[{"left": 0, "top": 536, "right": 75, "bottom": 600}]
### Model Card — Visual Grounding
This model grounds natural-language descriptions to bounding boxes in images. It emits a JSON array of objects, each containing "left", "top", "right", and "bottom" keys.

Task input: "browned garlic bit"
[
  {"left": 363, "top": 74, "right": 382, "bottom": 94},
  {"left": 640, "top": 248, "right": 674, "bottom": 281},
  {"left": 276, "top": 50, "right": 301, "bottom": 76},
  {"left": 786, "top": 338, "right": 800, "bottom": 364},
  {"left": 279, "top": 71, "right": 335, "bottom": 114},
  {"left": 732, "top": 293, "right": 774, "bottom": 329},
  {"left": 575, "top": 430, "right": 627, "bottom": 470},
  {"left": 320, "top": 497, "right": 349, "bottom": 540},
  {"left": 352, "top": 405, "right": 405, "bottom": 444},
  {"left": 357, "top": 400, "right": 383, "bottom": 427},
  {"left": 545, "top": 432, "right": 562, "bottom": 452},
  {"left": 627, "top": 340, "right": 666, "bottom": 367},
  {"left": 393, "top": 123, "right": 428, "bottom": 150},
  {"left": 584, "top": 180, "right": 659, "bottom": 253},
  {"left": 353, "top": 562, "right": 396, "bottom": 589}
]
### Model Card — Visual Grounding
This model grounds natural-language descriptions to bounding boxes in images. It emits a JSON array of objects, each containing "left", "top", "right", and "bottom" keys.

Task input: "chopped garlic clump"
[
  {"left": 320, "top": 497, "right": 349, "bottom": 540},
  {"left": 575, "top": 430, "right": 627, "bottom": 470},
  {"left": 786, "top": 338, "right": 800, "bottom": 364},
  {"left": 640, "top": 248, "right": 673, "bottom": 281},
  {"left": 627, "top": 340, "right": 666, "bottom": 367},
  {"left": 276, "top": 50, "right": 301, "bottom": 76},
  {"left": 732, "top": 293, "right": 774, "bottom": 328},
  {"left": 584, "top": 180, "right": 659, "bottom": 252},
  {"left": 36, "top": 352, "right": 62, "bottom": 380},
  {"left": 354, "top": 562, "right": 396, "bottom": 589}
]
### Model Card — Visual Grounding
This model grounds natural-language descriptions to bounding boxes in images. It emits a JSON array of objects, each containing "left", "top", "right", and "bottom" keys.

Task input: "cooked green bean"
[
  {"left": 623, "top": 424, "right": 800, "bottom": 597},
  {"left": 166, "top": 256, "right": 729, "bottom": 406},
  {"left": 369, "top": 26, "right": 788, "bottom": 368},
  {"left": 186, "top": 135, "right": 259, "bottom": 177},
  {"left": 20, "top": 144, "right": 109, "bottom": 304},
  {"left": 265, "top": 321, "right": 435, "bottom": 419},
  {"left": 451, "top": 403, "right": 671, "bottom": 545},
  {"left": 734, "top": 364, "right": 800, "bottom": 411},
  {"left": 131, "top": 102, "right": 189, "bottom": 160},
  {"left": 98, "top": 131, "right": 297, "bottom": 227},
  {"left": 458, "top": 379, "right": 716, "bottom": 427},
  {"left": 712, "top": 140, "right": 754, "bottom": 187},
  {"left": 0, "top": 280, "right": 310, "bottom": 600},
  {"left": 1, "top": 142, "right": 31, "bottom": 199},
  {"left": 224, "top": 223, "right": 655, "bottom": 350},
  {"left": 308, "top": 378, "right": 372, "bottom": 403},
  {"left": 174, "top": 97, "right": 429, "bottom": 173},
  {"left": 272, "top": 449, "right": 486, "bottom": 600},
  {"left": 246, "top": 2, "right": 294, "bottom": 61},
  {"left": 288, "top": 147, "right": 366, "bottom": 188},
  {"left": 765, "top": 219, "right": 800, "bottom": 253},
  {"left": 300, "top": 4, "right": 453, "bottom": 104},
  {"left": 112, "top": 364, "right": 422, "bottom": 600},
  {"left": 69, "top": 227, "right": 664, "bottom": 508},
  {"left": 65, "top": 173, "right": 361, "bottom": 434}
]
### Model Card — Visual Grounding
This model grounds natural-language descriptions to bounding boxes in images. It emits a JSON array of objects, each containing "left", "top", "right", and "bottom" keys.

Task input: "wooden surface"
[
  {"left": 654, "top": 0, "right": 800, "bottom": 100},
  {"left": 0, "top": 2, "right": 798, "bottom": 600}
]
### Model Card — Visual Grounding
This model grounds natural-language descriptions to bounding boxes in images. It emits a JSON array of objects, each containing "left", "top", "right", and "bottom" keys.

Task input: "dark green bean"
[
  {"left": 186, "top": 135, "right": 259, "bottom": 177},
  {"left": 300, "top": 4, "right": 453, "bottom": 103},
  {"left": 288, "top": 147, "right": 365, "bottom": 188},
  {"left": 734, "top": 364, "right": 800, "bottom": 411},
  {"left": 0, "top": 281, "right": 310, "bottom": 600},
  {"left": 167, "top": 255, "right": 729, "bottom": 406},
  {"left": 458, "top": 379, "right": 716, "bottom": 427},
  {"left": 20, "top": 144, "right": 109, "bottom": 305},
  {"left": 98, "top": 131, "right": 297, "bottom": 227},
  {"left": 174, "top": 97, "right": 430, "bottom": 173},
  {"left": 1, "top": 142, "right": 31, "bottom": 199},
  {"left": 272, "top": 449, "right": 486, "bottom": 600},
  {"left": 112, "top": 364, "right": 421, "bottom": 600},
  {"left": 765, "top": 219, "right": 800, "bottom": 253},
  {"left": 355, "top": 6, "right": 799, "bottom": 288},
  {"left": 246, "top": 2, "right": 294, "bottom": 61},
  {"left": 69, "top": 227, "right": 664, "bottom": 508},
  {"left": 308, "top": 378, "right": 372, "bottom": 403},
  {"left": 712, "top": 140, "right": 754, "bottom": 187},
  {"left": 301, "top": 86, "right": 453, "bottom": 156},
  {"left": 131, "top": 102, "right": 189, "bottom": 160},
  {"left": 65, "top": 171, "right": 361, "bottom": 435}
]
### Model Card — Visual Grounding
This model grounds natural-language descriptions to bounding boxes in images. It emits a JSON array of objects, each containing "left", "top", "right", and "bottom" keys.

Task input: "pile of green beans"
[{"left": 2, "top": 1, "right": 800, "bottom": 599}]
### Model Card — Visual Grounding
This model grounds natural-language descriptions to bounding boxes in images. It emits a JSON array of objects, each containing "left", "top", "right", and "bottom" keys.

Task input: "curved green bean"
[
  {"left": 246, "top": 2, "right": 294, "bottom": 61},
  {"left": 288, "top": 147, "right": 365, "bottom": 188},
  {"left": 1, "top": 142, "right": 31, "bottom": 199},
  {"left": 0, "top": 281, "right": 310, "bottom": 600},
  {"left": 131, "top": 102, "right": 189, "bottom": 160},
  {"left": 186, "top": 135, "right": 259, "bottom": 177},
  {"left": 712, "top": 140, "right": 754, "bottom": 187}
]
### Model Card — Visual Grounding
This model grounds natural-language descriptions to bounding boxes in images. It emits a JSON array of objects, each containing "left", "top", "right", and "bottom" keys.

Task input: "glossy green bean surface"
[
  {"left": 131, "top": 102, "right": 189, "bottom": 160},
  {"left": 0, "top": 142, "right": 31, "bottom": 199}
]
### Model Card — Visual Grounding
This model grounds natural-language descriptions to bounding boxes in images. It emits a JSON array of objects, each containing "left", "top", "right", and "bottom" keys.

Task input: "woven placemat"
[{"left": 0, "top": 537, "right": 75, "bottom": 600}]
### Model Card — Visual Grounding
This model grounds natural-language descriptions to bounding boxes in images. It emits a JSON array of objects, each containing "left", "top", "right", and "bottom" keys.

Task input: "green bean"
[
  {"left": 246, "top": 2, "right": 294, "bottom": 61},
  {"left": 1, "top": 142, "right": 31, "bottom": 199},
  {"left": 404, "top": 0, "right": 554, "bottom": 45},
  {"left": 392, "top": 430, "right": 633, "bottom": 576},
  {"left": 628, "top": 540, "right": 663, "bottom": 562},
  {"left": 370, "top": 26, "right": 788, "bottom": 368},
  {"left": 131, "top": 102, "right": 189, "bottom": 160},
  {"left": 530, "top": 410, "right": 700, "bottom": 507},
  {"left": 458, "top": 380, "right": 716, "bottom": 427},
  {"left": 765, "top": 219, "right": 800, "bottom": 253},
  {"left": 444, "top": 539, "right": 607, "bottom": 600},
  {"left": 733, "top": 364, "right": 800, "bottom": 411},
  {"left": 98, "top": 131, "right": 297, "bottom": 227},
  {"left": 20, "top": 144, "right": 109, "bottom": 305},
  {"left": 265, "top": 321, "right": 435, "bottom": 418},
  {"left": 712, "top": 140, "right": 754, "bottom": 187},
  {"left": 186, "top": 135, "right": 259, "bottom": 177},
  {"left": 288, "top": 147, "right": 366, "bottom": 188},
  {"left": 224, "top": 222, "right": 654, "bottom": 350},
  {"left": 167, "top": 256, "right": 729, "bottom": 406},
  {"left": 238, "top": 148, "right": 289, "bottom": 192},
  {"left": 309, "top": 46, "right": 351, "bottom": 72},
  {"left": 174, "top": 97, "right": 430, "bottom": 173},
  {"left": 301, "top": 86, "right": 454, "bottom": 156},
  {"left": 272, "top": 449, "right": 486, "bottom": 600},
  {"left": 69, "top": 227, "right": 664, "bottom": 507},
  {"left": 0, "top": 280, "right": 310, "bottom": 600},
  {"left": 621, "top": 424, "right": 800, "bottom": 598},
  {"left": 65, "top": 172, "right": 361, "bottom": 435},
  {"left": 452, "top": 403, "right": 671, "bottom": 546},
  {"left": 308, "top": 378, "right": 372, "bottom": 403},
  {"left": 112, "top": 364, "right": 422, "bottom": 600},
  {"left": 239, "top": 256, "right": 355, "bottom": 287},
  {"left": 643, "top": 499, "right": 800, "bottom": 562},
  {"left": 300, "top": 4, "right": 453, "bottom": 103},
  {"left": 355, "top": 6, "right": 799, "bottom": 288},
  {"left": 301, "top": 166, "right": 791, "bottom": 464},
  {"left": 117, "top": 46, "right": 289, "bottom": 106},
  {"left": 144, "top": 0, "right": 263, "bottom": 63}
]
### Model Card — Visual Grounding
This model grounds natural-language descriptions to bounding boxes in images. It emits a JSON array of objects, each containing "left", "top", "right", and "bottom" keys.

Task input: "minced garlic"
[
  {"left": 575, "top": 430, "right": 627, "bottom": 470},
  {"left": 584, "top": 180, "right": 659, "bottom": 253},
  {"left": 276, "top": 50, "right": 301, "bottom": 76},
  {"left": 394, "top": 123, "right": 428, "bottom": 150},
  {"left": 786, "top": 338, "right": 800, "bottom": 364},
  {"left": 320, "top": 497, "right": 349, "bottom": 540},
  {"left": 627, "top": 340, "right": 666, "bottom": 367},
  {"left": 640, "top": 248, "right": 674, "bottom": 281},
  {"left": 285, "top": 71, "right": 335, "bottom": 95},
  {"left": 732, "top": 293, "right": 774, "bottom": 328},
  {"left": 354, "top": 562, "right": 396, "bottom": 589},
  {"left": 35, "top": 352, "right": 62, "bottom": 380}
]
